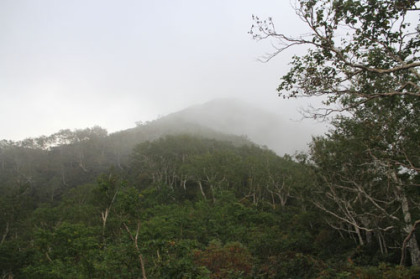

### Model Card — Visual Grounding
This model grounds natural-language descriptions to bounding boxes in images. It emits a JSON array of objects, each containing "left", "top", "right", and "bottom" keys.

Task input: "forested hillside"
[
  {"left": 1, "top": 126, "right": 419, "bottom": 277},
  {"left": 0, "top": 130, "right": 316, "bottom": 278}
]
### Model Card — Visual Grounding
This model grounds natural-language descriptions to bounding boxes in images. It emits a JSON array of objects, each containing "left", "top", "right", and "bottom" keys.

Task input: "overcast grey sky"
[{"left": 0, "top": 0, "right": 324, "bottom": 141}]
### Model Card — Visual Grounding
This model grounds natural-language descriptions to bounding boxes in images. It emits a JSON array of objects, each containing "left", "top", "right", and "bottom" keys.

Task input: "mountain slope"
[{"left": 161, "top": 98, "right": 323, "bottom": 155}]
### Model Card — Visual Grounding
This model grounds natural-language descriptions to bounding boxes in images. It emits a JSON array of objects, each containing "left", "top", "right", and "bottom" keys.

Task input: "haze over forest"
[
  {"left": 1, "top": 0, "right": 419, "bottom": 278},
  {"left": 1, "top": 98, "right": 326, "bottom": 156},
  {"left": 0, "top": 0, "right": 323, "bottom": 141},
  {"left": 158, "top": 98, "right": 326, "bottom": 155}
]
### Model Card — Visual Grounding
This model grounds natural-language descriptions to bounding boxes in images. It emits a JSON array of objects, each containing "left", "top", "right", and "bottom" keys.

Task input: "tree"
[
  {"left": 250, "top": 0, "right": 420, "bottom": 115},
  {"left": 308, "top": 108, "right": 420, "bottom": 265},
  {"left": 251, "top": 0, "right": 420, "bottom": 266}
]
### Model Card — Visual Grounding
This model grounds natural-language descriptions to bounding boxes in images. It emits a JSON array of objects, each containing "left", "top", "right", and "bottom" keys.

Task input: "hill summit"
[{"left": 158, "top": 98, "right": 322, "bottom": 155}]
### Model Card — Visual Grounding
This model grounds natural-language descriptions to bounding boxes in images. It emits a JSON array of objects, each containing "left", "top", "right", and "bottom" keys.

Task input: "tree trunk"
[
  {"left": 198, "top": 181, "right": 206, "bottom": 200},
  {"left": 401, "top": 220, "right": 420, "bottom": 266},
  {"left": 396, "top": 179, "right": 420, "bottom": 266},
  {"left": 401, "top": 193, "right": 420, "bottom": 266},
  {"left": 355, "top": 226, "right": 364, "bottom": 246},
  {"left": 123, "top": 222, "right": 147, "bottom": 279},
  {"left": 390, "top": 171, "right": 420, "bottom": 266},
  {"left": 408, "top": 235, "right": 420, "bottom": 266}
]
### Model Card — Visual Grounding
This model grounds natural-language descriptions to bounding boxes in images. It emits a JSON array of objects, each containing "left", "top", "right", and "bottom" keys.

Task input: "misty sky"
[{"left": 0, "top": 0, "right": 325, "bottom": 141}]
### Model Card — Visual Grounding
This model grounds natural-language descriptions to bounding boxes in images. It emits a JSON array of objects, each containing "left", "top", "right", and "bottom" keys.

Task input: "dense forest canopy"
[
  {"left": 0, "top": 131, "right": 320, "bottom": 278},
  {"left": 0, "top": 123, "right": 419, "bottom": 277}
]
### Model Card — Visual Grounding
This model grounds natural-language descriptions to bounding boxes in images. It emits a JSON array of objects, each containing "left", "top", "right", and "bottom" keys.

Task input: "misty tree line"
[
  {"left": 0, "top": 120, "right": 250, "bottom": 202},
  {"left": 0, "top": 131, "right": 316, "bottom": 278},
  {"left": 3, "top": 128, "right": 419, "bottom": 278}
]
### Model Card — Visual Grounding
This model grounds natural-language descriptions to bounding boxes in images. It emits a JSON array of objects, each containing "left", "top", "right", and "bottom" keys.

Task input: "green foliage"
[
  {"left": 130, "top": 135, "right": 309, "bottom": 209},
  {"left": 194, "top": 240, "right": 253, "bottom": 279},
  {"left": 252, "top": 0, "right": 420, "bottom": 268},
  {"left": 23, "top": 222, "right": 99, "bottom": 279},
  {"left": 2, "top": 133, "right": 413, "bottom": 277},
  {"left": 146, "top": 239, "right": 210, "bottom": 279},
  {"left": 258, "top": 252, "right": 326, "bottom": 279},
  {"left": 316, "top": 263, "right": 420, "bottom": 279}
]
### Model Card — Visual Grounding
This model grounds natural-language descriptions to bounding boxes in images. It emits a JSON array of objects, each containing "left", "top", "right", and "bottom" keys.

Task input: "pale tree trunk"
[
  {"left": 197, "top": 181, "right": 207, "bottom": 200},
  {"left": 123, "top": 222, "right": 147, "bottom": 279},
  {"left": 355, "top": 226, "right": 364, "bottom": 246},
  {"left": 408, "top": 235, "right": 420, "bottom": 266},
  {"left": 101, "top": 191, "right": 118, "bottom": 237},
  {"left": 401, "top": 220, "right": 420, "bottom": 266},
  {"left": 400, "top": 190, "right": 420, "bottom": 266},
  {"left": 392, "top": 170, "right": 420, "bottom": 266}
]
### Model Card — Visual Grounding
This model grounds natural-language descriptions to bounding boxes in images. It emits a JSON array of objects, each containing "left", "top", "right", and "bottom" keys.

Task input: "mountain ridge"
[
  {"left": 2, "top": 98, "right": 323, "bottom": 156},
  {"left": 158, "top": 98, "right": 322, "bottom": 155}
]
